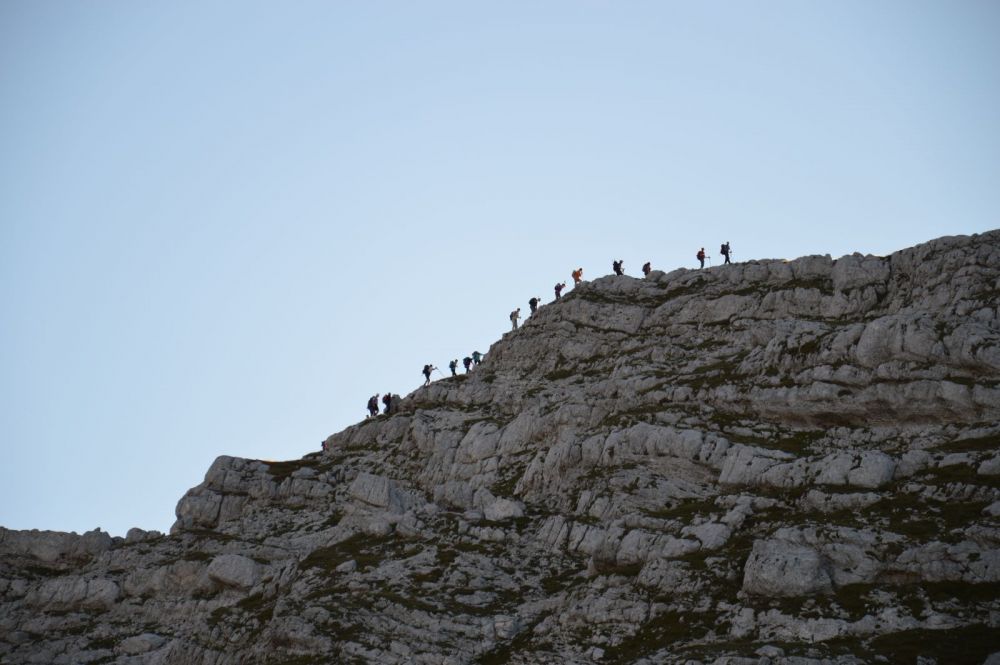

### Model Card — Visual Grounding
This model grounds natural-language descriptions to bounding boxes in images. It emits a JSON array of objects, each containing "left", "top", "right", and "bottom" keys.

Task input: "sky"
[{"left": 1, "top": 1, "right": 998, "bottom": 537}]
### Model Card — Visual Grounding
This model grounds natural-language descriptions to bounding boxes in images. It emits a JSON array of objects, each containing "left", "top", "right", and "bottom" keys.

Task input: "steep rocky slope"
[{"left": 2, "top": 231, "right": 1000, "bottom": 664}]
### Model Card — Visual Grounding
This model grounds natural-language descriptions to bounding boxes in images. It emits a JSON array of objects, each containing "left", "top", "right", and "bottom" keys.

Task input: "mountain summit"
[{"left": 3, "top": 231, "right": 999, "bottom": 664}]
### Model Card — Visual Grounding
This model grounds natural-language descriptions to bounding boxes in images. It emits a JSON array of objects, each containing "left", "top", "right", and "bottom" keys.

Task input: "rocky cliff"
[{"left": 2, "top": 232, "right": 1000, "bottom": 665}]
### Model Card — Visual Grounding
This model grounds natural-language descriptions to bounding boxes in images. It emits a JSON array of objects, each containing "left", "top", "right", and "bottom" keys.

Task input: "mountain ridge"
[{"left": 2, "top": 230, "right": 999, "bottom": 664}]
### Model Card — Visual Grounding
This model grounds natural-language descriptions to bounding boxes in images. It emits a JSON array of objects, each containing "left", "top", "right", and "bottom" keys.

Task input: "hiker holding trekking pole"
[{"left": 721, "top": 242, "right": 732, "bottom": 264}]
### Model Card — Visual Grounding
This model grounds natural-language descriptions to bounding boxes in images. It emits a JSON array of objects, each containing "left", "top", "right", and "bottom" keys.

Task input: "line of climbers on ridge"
[
  {"left": 357, "top": 242, "right": 736, "bottom": 421},
  {"left": 366, "top": 393, "right": 396, "bottom": 418},
  {"left": 511, "top": 242, "right": 734, "bottom": 330},
  {"left": 361, "top": 353, "right": 485, "bottom": 419},
  {"left": 444, "top": 351, "right": 484, "bottom": 378},
  {"left": 419, "top": 349, "right": 483, "bottom": 387},
  {"left": 698, "top": 241, "right": 733, "bottom": 269}
]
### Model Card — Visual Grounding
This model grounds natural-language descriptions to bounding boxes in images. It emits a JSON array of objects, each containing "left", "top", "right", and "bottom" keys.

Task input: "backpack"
[{"left": 423, "top": 365, "right": 430, "bottom": 374}]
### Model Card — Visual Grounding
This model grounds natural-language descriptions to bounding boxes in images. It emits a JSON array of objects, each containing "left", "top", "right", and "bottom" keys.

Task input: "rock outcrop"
[{"left": 2, "top": 231, "right": 999, "bottom": 664}]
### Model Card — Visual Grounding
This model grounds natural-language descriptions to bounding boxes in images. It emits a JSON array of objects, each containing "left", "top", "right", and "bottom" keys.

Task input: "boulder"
[
  {"left": 207, "top": 554, "right": 260, "bottom": 590},
  {"left": 742, "top": 540, "right": 833, "bottom": 597},
  {"left": 118, "top": 633, "right": 167, "bottom": 655},
  {"left": 348, "top": 472, "right": 415, "bottom": 514},
  {"left": 483, "top": 498, "right": 525, "bottom": 522}
]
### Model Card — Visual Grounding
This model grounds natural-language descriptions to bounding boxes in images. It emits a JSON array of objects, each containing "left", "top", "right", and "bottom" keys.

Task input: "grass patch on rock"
[
  {"left": 600, "top": 609, "right": 720, "bottom": 662},
  {"left": 300, "top": 533, "right": 393, "bottom": 573},
  {"left": 265, "top": 458, "right": 313, "bottom": 481},
  {"left": 867, "top": 623, "right": 1000, "bottom": 664},
  {"left": 935, "top": 432, "right": 1000, "bottom": 454}
]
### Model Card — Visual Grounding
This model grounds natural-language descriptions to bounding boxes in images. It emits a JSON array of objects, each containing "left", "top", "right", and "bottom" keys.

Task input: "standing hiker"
[
  {"left": 382, "top": 393, "right": 393, "bottom": 414},
  {"left": 422, "top": 364, "right": 436, "bottom": 386},
  {"left": 554, "top": 282, "right": 566, "bottom": 299},
  {"left": 510, "top": 308, "right": 521, "bottom": 330},
  {"left": 463, "top": 356, "right": 473, "bottom": 373},
  {"left": 448, "top": 359, "right": 458, "bottom": 376},
  {"left": 697, "top": 248, "right": 708, "bottom": 269},
  {"left": 472, "top": 350, "right": 483, "bottom": 365},
  {"left": 528, "top": 297, "right": 539, "bottom": 315},
  {"left": 642, "top": 261, "right": 651, "bottom": 277},
  {"left": 366, "top": 394, "right": 380, "bottom": 418},
  {"left": 572, "top": 268, "right": 583, "bottom": 285},
  {"left": 612, "top": 260, "right": 624, "bottom": 276},
  {"left": 721, "top": 242, "right": 732, "bottom": 265}
]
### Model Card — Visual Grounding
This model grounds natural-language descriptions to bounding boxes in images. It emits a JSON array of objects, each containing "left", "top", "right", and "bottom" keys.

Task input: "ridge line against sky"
[{"left": 1, "top": 0, "right": 997, "bottom": 536}]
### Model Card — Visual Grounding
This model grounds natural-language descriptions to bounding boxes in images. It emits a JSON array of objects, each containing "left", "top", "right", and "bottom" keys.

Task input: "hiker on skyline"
[
  {"left": 642, "top": 261, "right": 651, "bottom": 277},
  {"left": 382, "top": 393, "right": 393, "bottom": 414},
  {"left": 528, "top": 297, "right": 539, "bottom": 315},
  {"left": 721, "top": 242, "right": 732, "bottom": 264},
  {"left": 472, "top": 350, "right": 483, "bottom": 365},
  {"left": 463, "top": 356, "right": 473, "bottom": 372},
  {"left": 572, "top": 268, "right": 583, "bottom": 285},
  {"left": 366, "top": 394, "right": 379, "bottom": 418},
  {"left": 422, "top": 364, "right": 436, "bottom": 386},
  {"left": 697, "top": 248, "right": 708, "bottom": 269},
  {"left": 448, "top": 359, "right": 458, "bottom": 376},
  {"left": 612, "top": 260, "right": 624, "bottom": 276},
  {"left": 554, "top": 282, "right": 566, "bottom": 299},
  {"left": 510, "top": 308, "right": 521, "bottom": 330}
]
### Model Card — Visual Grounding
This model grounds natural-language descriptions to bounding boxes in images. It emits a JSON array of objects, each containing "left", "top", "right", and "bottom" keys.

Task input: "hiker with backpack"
[
  {"left": 697, "top": 248, "right": 708, "bottom": 269},
  {"left": 422, "top": 364, "right": 436, "bottom": 386},
  {"left": 448, "top": 359, "right": 458, "bottom": 376},
  {"left": 721, "top": 242, "right": 732, "bottom": 264},
  {"left": 366, "top": 394, "right": 380, "bottom": 418},
  {"left": 612, "top": 260, "right": 624, "bottom": 276},
  {"left": 382, "top": 393, "right": 393, "bottom": 414},
  {"left": 528, "top": 297, "right": 539, "bottom": 315},
  {"left": 472, "top": 350, "right": 483, "bottom": 365},
  {"left": 572, "top": 268, "right": 583, "bottom": 285},
  {"left": 554, "top": 282, "right": 566, "bottom": 299},
  {"left": 463, "top": 356, "right": 473, "bottom": 372},
  {"left": 510, "top": 308, "right": 521, "bottom": 330},
  {"left": 642, "top": 261, "right": 651, "bottom": 277}
]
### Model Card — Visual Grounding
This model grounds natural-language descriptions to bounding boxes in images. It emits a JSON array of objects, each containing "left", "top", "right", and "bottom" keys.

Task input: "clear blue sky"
[{"left": 2, "top": 1, "right": 997, "bottom": 537}]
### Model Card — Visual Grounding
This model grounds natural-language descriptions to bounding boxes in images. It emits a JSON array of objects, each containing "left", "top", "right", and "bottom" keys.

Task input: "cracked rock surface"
[{"left": 2, "top": 231, "right": 1000, "bottom": 664}]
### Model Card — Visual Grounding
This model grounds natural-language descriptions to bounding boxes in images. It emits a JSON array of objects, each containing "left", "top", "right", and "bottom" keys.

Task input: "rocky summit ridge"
[{"left": 3, "top": 231, "right": 1000, "bottom": 665}]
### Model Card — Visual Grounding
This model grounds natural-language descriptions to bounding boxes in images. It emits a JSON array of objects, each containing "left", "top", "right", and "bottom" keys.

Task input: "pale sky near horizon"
[{"left": 2, "top": 1, "right": 998, "bottom": 537}]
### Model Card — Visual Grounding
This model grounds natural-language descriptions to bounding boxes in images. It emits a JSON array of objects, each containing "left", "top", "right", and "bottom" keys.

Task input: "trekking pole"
[
  {"left": 434, "top": 368, "right": 445, "bottom": 378},
  {"left": 708, "top": 256, "right": 713, "bottom": 266}
]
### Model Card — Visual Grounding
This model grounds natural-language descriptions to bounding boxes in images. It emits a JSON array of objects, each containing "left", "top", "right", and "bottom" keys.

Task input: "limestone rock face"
[
  {"left": 0, "top": 528, "right": 112, "bottom": 563},
  {"left": 2, "top": 231, "right": 1000, "bottom": 664},
  {"left": 742, "top": 540, "right": 833, "bottom": 597},
  {"left": 25, "top": 575, "right": 121, "bottom": 611}
]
